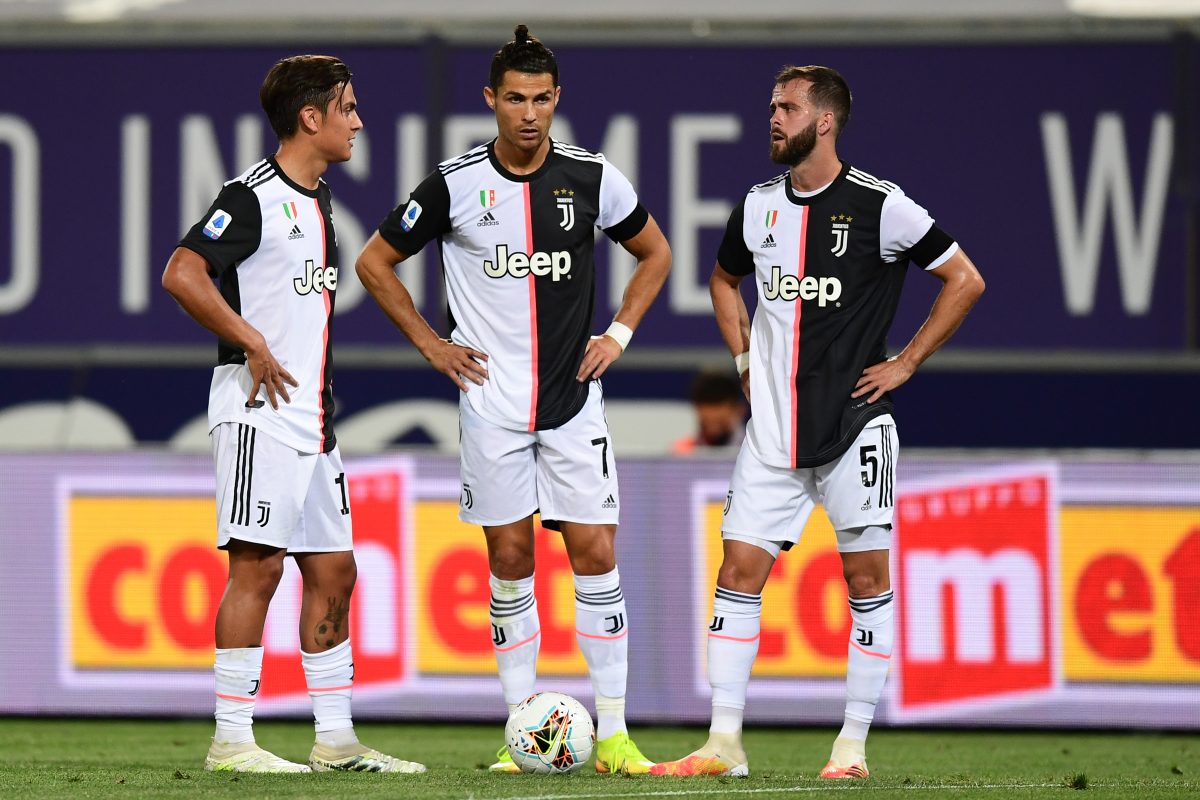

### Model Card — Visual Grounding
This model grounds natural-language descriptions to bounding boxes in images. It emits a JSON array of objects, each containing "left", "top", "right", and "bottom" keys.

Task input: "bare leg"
[
  {"left": 214, "top": 540, "right": 286, "bottom": 648},
  {"left": 211, "top": 540, "right": 286, "bottom": 751},
  {"left": 294, "top": 550, "right": 357, "bottom": 652}
]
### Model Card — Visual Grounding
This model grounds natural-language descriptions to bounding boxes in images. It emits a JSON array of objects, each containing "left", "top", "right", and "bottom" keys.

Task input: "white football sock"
[
  {"left": 214, "top": 646, "right": 263, "bottom": 745},
  {"left": 708, "top": 586, "right": 762, "bottom": 734},
  {"left": 490, "top": 573, "right": 540, "bottom": 708},
  {"left": 302, "top": 639, "right": 358, "bottom": 746},
  {"left": 573, "top": 568, "right": 628, "bottom": 740},
  {"left": 841, "top": 589, "right": 895, "bottom": 741}
]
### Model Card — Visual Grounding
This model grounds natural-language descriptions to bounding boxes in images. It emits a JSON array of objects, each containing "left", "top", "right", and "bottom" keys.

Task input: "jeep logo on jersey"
[
  {"left": 554, "top": 188, "right": 575, "bottom": 231},
  {"left": 294, "top": 259, "right": 338, "bottom": 295},
  {"left": 483, "top": 245, "right": 572, "bottom": 282},
  {"left": 762, "top": 265, "right": 842, "bottom": 306},
  {"left": 831, "top": 214, "right": 852, "bottom": 257}
]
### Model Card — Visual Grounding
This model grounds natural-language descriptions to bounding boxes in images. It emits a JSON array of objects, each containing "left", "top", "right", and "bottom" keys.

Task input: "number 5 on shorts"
[{"left": 859, "top": 444, "right": 878, "bottom": 488}]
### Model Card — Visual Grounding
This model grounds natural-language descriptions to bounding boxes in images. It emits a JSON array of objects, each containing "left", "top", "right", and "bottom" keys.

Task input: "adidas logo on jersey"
[
  {"left": 602, "top": 494, "right": 617, "bottom": 509},
  {"left": 476, "top": 211, "right": 500, "bottom": 227},
  {"left": 483, "top": 244, "right": 573, "bottom": 282},
  {"left": 760, "top": 234, "right": 777, "bottom": 249},
  {"left": 288, "top": 224, "right": 305, "bottom": 240},
  {"left": 763, "top": 265, "right": 842, "bottom": 306}
]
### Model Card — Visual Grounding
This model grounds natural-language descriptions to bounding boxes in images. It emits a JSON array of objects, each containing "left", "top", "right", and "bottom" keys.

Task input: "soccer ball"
[{"left": 504, "top": 691, "right": 595, "bottom": 774}]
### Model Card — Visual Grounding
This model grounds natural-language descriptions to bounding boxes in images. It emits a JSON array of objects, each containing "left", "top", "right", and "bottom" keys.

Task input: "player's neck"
[
  {"left": 493, "top": 136, "right": 551, "bottom": 176},
  {"left": 273, "top": 144, "right": 328, "bottom": 191},
  {"left": 788, "top": 151, "right": 841, "bottom": 194}
]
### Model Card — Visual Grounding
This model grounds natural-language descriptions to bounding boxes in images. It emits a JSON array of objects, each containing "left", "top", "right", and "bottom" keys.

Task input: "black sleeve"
[
  {"left": 908, "top": 224, "right": 956, "bottom": 269},
  {"left": 716, "top": 199, "right": 754, "bottom": 276},
  {"left": 602, "top": 203, "right": 649, "bottom": 244},
  {"left": 178, "top": 183, "right": 262, "bottom": 276},
  {"left": 378, "top": 170, "right": 452, "bottom": 256}
]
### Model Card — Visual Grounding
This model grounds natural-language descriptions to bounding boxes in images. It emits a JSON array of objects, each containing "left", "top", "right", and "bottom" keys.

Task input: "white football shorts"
[
  {"left": 211, "top": 422, "right": 353, "bottom": 552},
  {"left": 458, "top": 382, "right": 620, "bottom": 528},
  {"left": 722, "top": 415, "right": 897, "bottom": 554}
]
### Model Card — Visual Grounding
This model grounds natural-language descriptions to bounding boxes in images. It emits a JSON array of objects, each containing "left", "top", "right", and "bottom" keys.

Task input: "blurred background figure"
[{"left": 672, "top": 369, "right": 747, "bottom": 455}]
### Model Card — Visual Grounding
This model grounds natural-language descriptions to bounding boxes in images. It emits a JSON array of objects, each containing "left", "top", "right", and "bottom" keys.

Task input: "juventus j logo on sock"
[
  {"left": 856, "top": 628, "right": 874, "bottom": 647},
  {"left": 603, "top": 613, "right": 625, "bottom": 635},
  {"left": 709, "top": 616, "right": 725, "bottom": 633},
  {"left": 491, "top": 624, "right": 507, "bottom": 647}
]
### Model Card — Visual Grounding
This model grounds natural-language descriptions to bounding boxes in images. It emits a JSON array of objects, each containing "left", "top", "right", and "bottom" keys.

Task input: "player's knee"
[
  {"left": 845, "top": 571, "right": 886, "bottom": 598},
  {"left": 569, "top": 540, "right": 615, "bottom": 575},
  {"left": 331, "top": 553, "right": 357, "bottom": 595},
  {"left": 716, "top": 560, "right": 763, "bottom": 595},
  {"left": 239, "top": 557, "right": 284, "bottom": 601},
  {"left": 489, "top": 545, "right": 535, "bottom": 580}
]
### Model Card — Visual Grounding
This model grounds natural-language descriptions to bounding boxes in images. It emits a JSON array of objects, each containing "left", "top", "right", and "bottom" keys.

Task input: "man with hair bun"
[{"left": 357, "top": 25, "right": 671, "bottom": 775}]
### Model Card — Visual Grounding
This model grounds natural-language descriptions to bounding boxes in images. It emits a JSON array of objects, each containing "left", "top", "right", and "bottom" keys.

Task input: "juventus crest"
[
  {"left": 830, "top": 213, "right": 852, "bottom": 257},
  {"left": 554, "top": 188, "right": 575, "bottom": 231}
]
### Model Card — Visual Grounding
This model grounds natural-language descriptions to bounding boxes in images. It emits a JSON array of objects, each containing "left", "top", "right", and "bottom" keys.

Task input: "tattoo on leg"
[{"left": 314, "top": 596, "right": 350, "bottom": 649}]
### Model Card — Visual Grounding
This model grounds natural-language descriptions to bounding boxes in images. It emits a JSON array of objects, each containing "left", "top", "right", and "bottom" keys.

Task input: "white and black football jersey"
[
  {"left": 179, "top": 156, "right": 339, "bottom": 454},
  {"left": 378, "top": 138, "right": 647, "bottom": 431},
  {"left": 718, "top": 162, "right": 957, "bottom": 469}
]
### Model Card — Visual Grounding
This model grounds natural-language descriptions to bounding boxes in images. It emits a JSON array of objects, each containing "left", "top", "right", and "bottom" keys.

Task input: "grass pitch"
[{"left": 0, "top": 718, "right": 1195, "bottom": 799}]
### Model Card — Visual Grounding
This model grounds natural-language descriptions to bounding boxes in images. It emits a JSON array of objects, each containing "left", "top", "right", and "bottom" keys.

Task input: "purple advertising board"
[
  {"left": 2, "top": 451, "right": 1198, "bottom": 728},
  {"left": 0, "top": 41, "right": 1189, "bottom": 350}
]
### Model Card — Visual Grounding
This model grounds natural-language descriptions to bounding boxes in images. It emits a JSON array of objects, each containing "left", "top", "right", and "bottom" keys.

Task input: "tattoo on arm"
[{"left": 314, "top": 596, "right": 350, "bottom": 649}]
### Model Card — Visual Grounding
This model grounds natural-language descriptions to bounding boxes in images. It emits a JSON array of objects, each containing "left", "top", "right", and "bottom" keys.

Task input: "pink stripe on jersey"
[
  {"left": 314, "top": 198, "right": 331, "bottom": 452},
  {"left": 789, "top": 206, "right": 809, "bottom": 468},
  {"left": 524, "top": 183, "right": 538, "bottom": 432}
]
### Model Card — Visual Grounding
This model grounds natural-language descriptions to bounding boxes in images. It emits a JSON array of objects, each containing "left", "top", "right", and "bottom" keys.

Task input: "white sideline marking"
[{"left": 492, "top": 782, "right": 1061, "bottom": 800}]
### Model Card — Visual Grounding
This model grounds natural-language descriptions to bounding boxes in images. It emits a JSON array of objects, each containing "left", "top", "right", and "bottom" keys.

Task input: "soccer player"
[
  {"left": 650, "top": 65, "right": 985, "bottom": 779},
  {"left": 162, "top": 55, "right": 425, "bottom": 775},
  {"left": 355, "top": 26, "right": 671, "bottom": 775}
]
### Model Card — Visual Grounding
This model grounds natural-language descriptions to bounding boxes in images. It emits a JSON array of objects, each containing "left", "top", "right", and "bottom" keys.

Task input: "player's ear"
[
  {"left": 297, "top": 103, "right": 322, "bottom": 135},
  {"left": 818, "top": 110, "right": 834, "bottom": 136},
  {"left": 483, "top": 86, "right": 496, "bottom": 111},
  {"left": 552, "top": 85, "right": 561, "bottom": 107}
]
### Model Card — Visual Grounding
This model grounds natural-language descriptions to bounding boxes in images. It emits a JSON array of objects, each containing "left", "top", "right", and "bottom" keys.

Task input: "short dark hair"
[
  {"left": 689, "top": 370, "right": 743, "bottom": 406},
  {"left": 260, "top": 55, "right": 353, "bottom": 141},
  {"left": 775, "top": 65, "right": 852, "bottom": 137},
  {"left": 489, "top": 24, "right": 558, "bottom": 91}
]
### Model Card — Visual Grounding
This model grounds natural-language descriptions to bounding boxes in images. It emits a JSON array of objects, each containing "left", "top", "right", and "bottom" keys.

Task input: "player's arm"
[
  {"left": 577, "top": 213, "right": 671, "bottom": 381},
  {"left": 355, "top": 232, "right": 489, "bottom": 392},
  {"left": 162, "top": 248, "right": 297, "bottom": 409},
  {"left": 710, "top": 262, "right": 752, "bottom": 402},
  {"left": 853, "top": 247, "right": 985, "bottom": 403},
  {"left": 164, "top": 186, "right": 297, "bottom": 410},
  {"left": 709, "top": 198, "right": 755, "bottom": 401}
]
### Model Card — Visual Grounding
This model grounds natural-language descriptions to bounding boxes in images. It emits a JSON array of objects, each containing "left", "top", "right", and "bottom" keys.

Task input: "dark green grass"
[{"left": 0, "top": 719, "right": 1195, "bottom": 799}]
